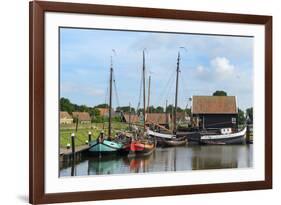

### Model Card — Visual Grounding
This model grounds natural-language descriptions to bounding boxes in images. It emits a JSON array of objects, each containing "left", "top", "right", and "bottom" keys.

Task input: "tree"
[
  {"left": 166, "top": 104, "right": 184, "bottom": 113},
  {"left": 116, "top": 106, "right": 136, "bottom": 113},
  {"left": 155, "top": 106, "right": 164, "bottom": 113},
  {"left": 79, "top": 105, "right": 89, "bottom": 112},
  {"left": 60, "top": 97, "right": 74, "bottom": 112},
  {"left": 94, "top": 103, "right": 109, "bottom": 108},
  {"left": 89, "top": 108, "right": 100, "bottom": 117},
  {"left": 213, "top": 90, "right": 227, "bottom": 96},
  {"left": 238, "top": 108, "right": 246, "bottom": 125},
  {"left": 246, "top": 107, "right": 253, "bottom": 123},
  {"left": 185, "top": 108, "right": 191, "bottom": 115},
  {"left": 147, "top": 106, "right": 156, "bottom": 113}
]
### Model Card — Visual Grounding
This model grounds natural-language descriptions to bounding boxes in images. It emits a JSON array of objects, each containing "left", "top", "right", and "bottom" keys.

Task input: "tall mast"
[
  {"left": 147, "top": 75, "right": 151, "bottom": 113},
  {"left": 143, "top": 50, "right": 146, "bottom": 130},
  {"left": 129, "top": 102, "right": 131, "bottom": 130},
  {"left": 165, "top": 99, "right": 168, "bottom": 127},
  {"left": 174, "top": 52, "right": 180, "bottom": 133},
  {"left": 108, "top": 56, "right": 113, "bottom": 138}
]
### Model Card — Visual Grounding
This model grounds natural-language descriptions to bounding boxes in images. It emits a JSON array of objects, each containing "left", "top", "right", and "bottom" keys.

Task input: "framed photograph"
[{"left": 29, "top": 1, "right": 272, "bottom": 204}]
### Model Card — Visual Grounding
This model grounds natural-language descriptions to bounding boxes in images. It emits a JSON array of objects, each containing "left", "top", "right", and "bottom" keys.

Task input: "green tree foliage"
[
  {"left": 166, "top": 104, "right": 183, "bottom": 113},
  {"left": 60, "top": 97, "right": 75, "bottom": 112},
  {"left": 112, "top": 116, "right": 122, "bottom": 122},
  {"left": 145, "top": 106, "right": 164, "bottom": 113},
  {"left": 116, "top": 106, "right": 136, "bottom": 114},
  {"left": 94, "top": 104, "right": 109, "bottom": 108},
  {"left": 155, "top": 106, "right": 164, "bottom": 113},
  {"left": 213, "top": 90, "right": 227, "bottom": 96},
  {"left": 246, "top": 107, "right": 253, "bottom": 123},
  {"left": 238, "top": 108, "right": 246, "bottom": 125},
  {"left": 60, "top": 97, "right": 101, "bottom": 120},
  {"left": 185, "top": 108, "right": 191, "bottom": 115}
]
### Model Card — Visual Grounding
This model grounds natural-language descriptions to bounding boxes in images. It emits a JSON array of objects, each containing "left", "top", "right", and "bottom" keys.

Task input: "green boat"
[{"left": 89, "top": 139, "right": 123, "bottom": 155}]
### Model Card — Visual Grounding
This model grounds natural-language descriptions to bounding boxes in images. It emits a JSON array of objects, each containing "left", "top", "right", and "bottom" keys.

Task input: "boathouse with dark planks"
[{"left": 191, "top": 96, "right": 238, "bottom": 130}]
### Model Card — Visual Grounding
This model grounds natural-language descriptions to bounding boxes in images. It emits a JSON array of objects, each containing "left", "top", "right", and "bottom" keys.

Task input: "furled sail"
[{"left": 147, "top": 129, "right": 175, "bottom": 139}]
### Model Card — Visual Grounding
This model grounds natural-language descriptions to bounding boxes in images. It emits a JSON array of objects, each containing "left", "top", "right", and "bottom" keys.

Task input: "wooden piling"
[
  {"left": 71, "top": 133, "right": 75, "bottom": 160},
  {"left": 88, "top": 131, "right": 92, "bottom": 144}
]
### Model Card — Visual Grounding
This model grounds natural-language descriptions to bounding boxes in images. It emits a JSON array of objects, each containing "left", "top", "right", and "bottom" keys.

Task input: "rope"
[
  {"left": 112, "top": 70, "right": 120, "bottom": 108},
  {"left": 156, "top": 69, "right": 176, "bottom": 106}
]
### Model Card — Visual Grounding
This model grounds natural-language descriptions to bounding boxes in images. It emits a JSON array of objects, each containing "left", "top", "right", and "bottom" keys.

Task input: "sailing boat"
[
  {"left": 89, "top": 54, "right": 123, "bottom": 155},
  {"left": 200, "top": 127, "right": 247, "bottom": 145},
  {"left": 128, "top": 50, "right": 156, "bottom": 157},
  {"left": 147, "top": 51, "right": 188, "bottom": 146}
]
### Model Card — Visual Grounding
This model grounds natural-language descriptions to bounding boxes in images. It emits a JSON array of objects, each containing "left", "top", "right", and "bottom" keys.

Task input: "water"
[{"left": 59, "top": 144, "right": 253, "bottom": 177}]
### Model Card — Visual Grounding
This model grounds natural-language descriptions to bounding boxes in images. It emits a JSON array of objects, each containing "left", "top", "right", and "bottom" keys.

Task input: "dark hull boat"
[
  {"left": 147, "top": 129, "right": 190, "bottom": 147},
  {"left": 200, "top": 127, "right": 247, "bottom": 145},
  {"left": 161, "top": 137, "right": 187, "bottom": 147},
  {"left": 147, "top": 129, "right": 174, "bottom": 146},
  {"left": 176, "top": 130, "right": 201, "bottom": 144}
]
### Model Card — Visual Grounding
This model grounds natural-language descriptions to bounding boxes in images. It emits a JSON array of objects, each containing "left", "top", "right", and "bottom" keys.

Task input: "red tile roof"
[
  {"left": 97, "top": 108, "right": 110, "bottom": 116},
  {"left": 146, "top": 113, "right": 170, "bottom": 125},
  {"left": 60, "top": 111, "right": 72, "bottom": 119},
  {"left": 122, "top": 114, "right": 140, "bottom": 123},
  {"left": 72, "top": 112, "right": 91, "bottom": 121},
  {"left": 192, "top": 96, "right": 237, "bottom": 114}
]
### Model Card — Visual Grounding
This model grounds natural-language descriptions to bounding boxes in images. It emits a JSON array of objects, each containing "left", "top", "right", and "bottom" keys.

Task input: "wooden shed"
[{"left": 191, "top": 96, "right": 238, "bottom": 130}]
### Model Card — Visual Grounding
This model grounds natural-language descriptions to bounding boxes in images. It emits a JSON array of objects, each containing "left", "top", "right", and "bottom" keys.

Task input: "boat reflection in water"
[
  {"left": 87, "top": 155, "right": 125, "bottom": 175},
  {"left": 59, "top": 144, "right": 253, "bottom": 177},
  {"left": 191, "top": 145, "right": 253, "bottom": 170}
]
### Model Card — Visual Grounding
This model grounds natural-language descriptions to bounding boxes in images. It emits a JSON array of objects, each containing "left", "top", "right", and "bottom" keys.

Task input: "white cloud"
[
  {"left": 195, "top": 57, "right": 236, "bottom": 81},
  {"left": 196, "top": 65, "right": 205, "bottom": 73},
  {"left": 211, "top": 57, "right": 235, "bottom": 78}
]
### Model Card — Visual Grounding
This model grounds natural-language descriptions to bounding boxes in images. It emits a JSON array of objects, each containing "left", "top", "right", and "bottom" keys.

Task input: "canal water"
[{"left": 59, "top": 144, "right": 253, "bottom": 177}]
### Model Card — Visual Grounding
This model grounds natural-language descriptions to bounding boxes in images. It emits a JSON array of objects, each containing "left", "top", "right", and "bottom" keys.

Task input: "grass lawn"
[{"left": 60, "top": 122, "right": 129, "bottom": 148}]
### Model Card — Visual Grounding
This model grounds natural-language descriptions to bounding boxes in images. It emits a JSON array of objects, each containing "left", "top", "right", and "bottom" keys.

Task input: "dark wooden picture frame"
[{"left": 29, "top": 1, "right": 272, "bottom": 204}]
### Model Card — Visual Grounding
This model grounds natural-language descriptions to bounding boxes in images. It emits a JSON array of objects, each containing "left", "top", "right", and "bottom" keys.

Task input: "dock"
[{"left": 60, "top": 145, "right": 90, "bottom": 162}]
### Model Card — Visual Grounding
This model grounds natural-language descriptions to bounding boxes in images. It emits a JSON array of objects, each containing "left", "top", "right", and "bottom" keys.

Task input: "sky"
[{"left": 60, "top": 27, "right": 253, "bottom": 111}]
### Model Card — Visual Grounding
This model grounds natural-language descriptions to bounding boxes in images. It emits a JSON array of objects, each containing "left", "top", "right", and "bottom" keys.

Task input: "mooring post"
[
  {"left": 88, "top": 131, "right": 92, "bottom": 145},
  {"left": 71, "top": 133, "right": 75, "bottom": 160}
]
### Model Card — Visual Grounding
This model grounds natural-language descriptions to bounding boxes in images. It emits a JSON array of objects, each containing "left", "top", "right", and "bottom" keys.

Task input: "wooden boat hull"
[
  {"left": 117, "top": 143, "right": 131, "bottom": 155},
  {"left": 128, "top": 141, "right": 156, "bottom": 158},
  {"left": 200, "top": 127, "right": 247, "bottom": 145},
  {"left": 88, "top": 140, "right": 123, "bottom": 155},
  {"left": 200, "top": 135, "right": 245, "bottom": 145},
  {"left": 162, "top": 138, "right": 187, "bottom": 147},
  {"left": 176, "top": 131, "right": 201, "bottom": 144},
  {"left": 148, "top": 128, "right": 201, "bottom": 145}
]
